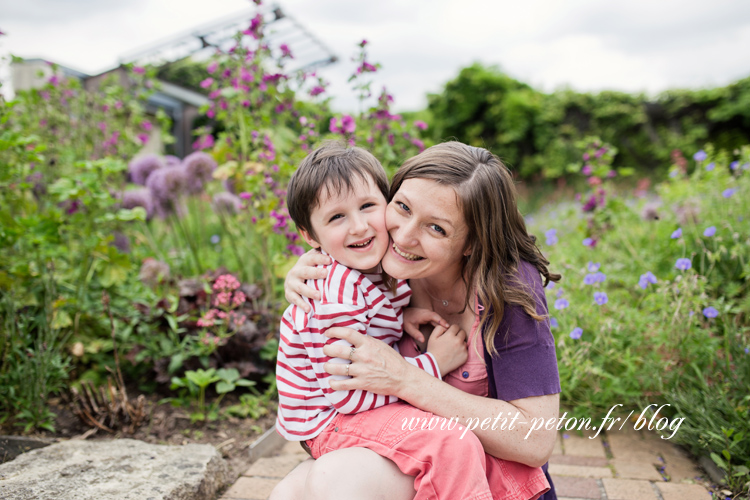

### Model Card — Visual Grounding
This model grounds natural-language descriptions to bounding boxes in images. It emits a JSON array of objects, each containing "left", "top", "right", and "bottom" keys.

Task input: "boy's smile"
[{"left": 301, "top": 175, "right": 389, "bottom": 274}]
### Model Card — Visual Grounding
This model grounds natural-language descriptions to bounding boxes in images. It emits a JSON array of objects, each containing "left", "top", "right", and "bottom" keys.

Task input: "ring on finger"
[
  {"left": 345, "top": 364, "right": 350, "bottom": 377},
  {"left": 348, "top": 346, "right": 356, "bottom": 360}
]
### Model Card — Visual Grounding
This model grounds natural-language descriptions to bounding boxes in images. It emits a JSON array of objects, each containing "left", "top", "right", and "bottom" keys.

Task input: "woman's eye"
[
  {"left": 430, "top": 224, "right": 446, "bottom": 235},
  {"left": 396, "top": 201, "right": 410, "bottom": 213}
]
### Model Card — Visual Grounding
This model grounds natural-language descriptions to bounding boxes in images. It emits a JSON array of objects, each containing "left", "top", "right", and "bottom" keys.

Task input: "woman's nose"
[{"left": 392, "top": 218, "right": 418, "bottom": 247}]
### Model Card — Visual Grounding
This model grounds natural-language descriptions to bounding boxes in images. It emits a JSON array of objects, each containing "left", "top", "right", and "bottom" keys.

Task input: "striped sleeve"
[{"left": 402, "top": 352, "right": 442, "bottom": 380}]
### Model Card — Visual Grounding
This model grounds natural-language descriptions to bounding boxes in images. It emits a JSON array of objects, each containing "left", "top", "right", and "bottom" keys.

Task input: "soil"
[{"left": 1, "top": 392, "right": 278, "bottom": 480}]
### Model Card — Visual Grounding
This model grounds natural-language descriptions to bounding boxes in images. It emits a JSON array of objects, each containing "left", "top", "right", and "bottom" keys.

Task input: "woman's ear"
[
  {"left": 299, "top": 228, "right": 321, "bottom": 250},
  {"left": 463, "top": 246, "right": 472, "bottom": 257}
]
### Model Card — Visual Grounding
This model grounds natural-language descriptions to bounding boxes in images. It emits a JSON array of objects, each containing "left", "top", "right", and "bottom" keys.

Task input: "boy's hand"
[
  {"left": 426, "top": 324, "right": 468, "bottom": 377},
  {"left": 284, "top": 249, "right": 331, "bottom": 312},
  {"left": 403, "top": 307, "right": 448, "bottom": 344}
]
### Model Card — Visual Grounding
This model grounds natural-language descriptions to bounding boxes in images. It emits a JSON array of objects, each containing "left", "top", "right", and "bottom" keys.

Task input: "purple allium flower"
[
  {"left": 587, "top": 262, "right": 600, "bottom": 272},
  {"left": 671, "top": 228, "right": 682, "bottom": 239},
  {"left": 122, "top": 188, "right": 154, "bottom": 219},
  {"left": 594, "top": 291, "right": 608, "bottom": 305},
  {"left": 549, "top": 317, "right": 558, "bottom": 328},
  {"left": 693, "top": 150, "right": 707, "bottom": 162},
  {"left": 569, "top": 327, "right": 583, "bottom": 340},
  {"left": 639, "top": 271, "right": 657, "bottom": 289},
  {"left": 182, "top": 151, "right": 217, "bottom": 194},
  {"left": 702, "top": 306, "right": 719, "bottom": 318},
  {"left": 554, "top": 298, "right": 569, "bottom": 310},
  {"left": 212, "top": 192, "right": 242, "bottom": 215},
  {"left": 146, "top": 166, "right": 187, "bottom": 218},
  {"left": 414, "top": 120, "right": 428, "bottom": 130},
  {"left": 722, "top": 188, "right": 736, "bottom": 198},
  {"left": 705, "top": 162, "right": 715, "bottom": 171},
  {"left": 730, "top": 161, "right": 739, "bottom": 170},
  {"left": 164, "top": 155, "right": 181, "bottom": 168},
  {"left": 545, "top": 228, "right": 558, "bottom": 246},
  {"left": 675, "top": 258, "right": 692, "bottom": 271},
  {"left": 210, "top": 234, "right": 220, "bottom": 244},
  {"left": 128, "top": 154, "right": 164, "bottom": 186},
  {"left": 703, "top": 226, "right": 716, "bottom": 237}
]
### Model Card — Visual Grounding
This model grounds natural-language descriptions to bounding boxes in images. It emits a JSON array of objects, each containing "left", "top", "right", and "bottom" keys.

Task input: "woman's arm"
[
  {"left": 323, "top": 328, "right": 559, "bottom": 468},
  {"left": 284, "top": 249, "right": 331, "bottom": 311}
]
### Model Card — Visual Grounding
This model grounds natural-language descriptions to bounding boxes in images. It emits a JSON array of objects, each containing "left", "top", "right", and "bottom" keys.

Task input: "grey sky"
[{"left": 2, "top": 0, "right": 749, "bottom": 112}]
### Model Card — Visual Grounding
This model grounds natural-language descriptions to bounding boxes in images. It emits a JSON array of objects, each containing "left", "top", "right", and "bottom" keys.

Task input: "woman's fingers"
[{"left": 324, "top": 327, "right": 367, "bottom": 346}]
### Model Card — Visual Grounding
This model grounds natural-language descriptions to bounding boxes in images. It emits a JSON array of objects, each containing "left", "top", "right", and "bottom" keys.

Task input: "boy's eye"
[
  {"left": 430, "top": 224, "right": 446, "bottom": 236},
  {"left": 361, "top": 202, "right": 375, "bottom": 210},
  {"left": 328, "top": 214, "right": 343, "bottom": 222}
]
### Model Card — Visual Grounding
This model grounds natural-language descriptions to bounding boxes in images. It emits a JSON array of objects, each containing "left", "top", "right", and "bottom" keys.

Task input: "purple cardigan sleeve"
[{"left": 483, "top": 260, "right": 561, "bottom": 402}]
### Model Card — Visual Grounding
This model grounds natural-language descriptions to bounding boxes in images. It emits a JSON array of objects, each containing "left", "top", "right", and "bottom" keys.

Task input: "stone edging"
[{"left": 247, "top": 424, "right": 286, "bottom": 463}]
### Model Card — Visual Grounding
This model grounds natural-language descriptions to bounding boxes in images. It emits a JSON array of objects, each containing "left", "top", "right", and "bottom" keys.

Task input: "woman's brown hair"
[{"left": 390, "top": 142, "right": 560, "bottom": 355}]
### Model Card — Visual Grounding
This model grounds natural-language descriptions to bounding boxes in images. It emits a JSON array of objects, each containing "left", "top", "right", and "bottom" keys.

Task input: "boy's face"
[{"left": 301, "top": 175, "right": 389, "bottom": 274}]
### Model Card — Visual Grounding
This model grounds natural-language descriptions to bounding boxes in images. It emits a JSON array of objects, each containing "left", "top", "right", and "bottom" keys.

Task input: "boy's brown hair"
[{"left": 287, "top": 141, "right": 389, "bottom": 241}]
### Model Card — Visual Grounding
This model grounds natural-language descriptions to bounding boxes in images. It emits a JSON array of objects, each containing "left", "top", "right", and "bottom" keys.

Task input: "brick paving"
[{"left": 217, "top": 424, "right": 713, "bottom": 500}]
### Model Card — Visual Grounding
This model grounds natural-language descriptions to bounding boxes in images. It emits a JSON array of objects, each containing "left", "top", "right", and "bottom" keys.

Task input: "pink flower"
[
  {"left": 200, "top": 78, "right": 214, "bottom": 88},
  {"left": 138, "top": 133, "right": 150, "bottom": 145},
  {"left": 582, "top": 165, "right": 592, "bottom": 176},
  {"left": 213, "top": 291, "right": 232, "bottom": 308},
  {"left": 207, "top": 61, "right": 218, "bottom": 74},
  {"left": 280, "top": 44, "right": 293, "bottom": 58},
  {"left": 241, "top": 67, "right": 254, "bottom": 82},
  {"left": 141, "top": 121, "right": 153, "bottom": 131},
  {"left": 239, "top": 192, "right": 252, "bottom": 200},
  {"left": 132, "top": 66, "right": 146, "bottom": 75},
  {"left": 232, "top": 291, "right": 247, "bottom": 307},
  {"left": 360, "top": 39, "right": 368, "bottom": 47},
  {"left": 287, "top": 244, "right": 305, "bottom": 256},
  {"left": 48, "top": 75, "right": 59, "bottom": 86},
  {"left": 114, "top": 101, "right": 123, "bottom": 109},
  {"left": 413, "top": 120, "right": 428, "bottom": 130},
  {"left": 40, "top": 91, "right": 50, "bottom": 100},
  {"left": 309, "top": 86, "right": 325, "bottom": 96}
]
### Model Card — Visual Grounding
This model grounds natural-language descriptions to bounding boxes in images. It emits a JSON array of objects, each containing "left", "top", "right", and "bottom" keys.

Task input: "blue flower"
[
  {"left": 705, "top": 162, "right": 715, "bottom": 171},
  {"left": 671, "top": 228, "right": 682, "bottom": 239},
  {"left": 593, "top": 272, "right": 606, "bottom": 283},
  {"left": 546, "top": 281, "right": 555, "bottom": 289},
  {"left": 594, "top": 291, "right": 608, "bottom": 305},
  {"left": 569, "top": 327, "right": 583, "bottom": 340},
  {"left": 703, "top": 226, "right": 716, "bottom": 237},
  {"left": 210, "top": 234, "right": 220, "bottom": 244},
  {"left": 675, "top": 258, "right": 692, "bottom": 271},
  {"left": 554, "top": 298, "right": 569, "bottom": 310},
  {"left": 730, "top": 161, "right": 739, "bottom": 171},
  {"left": 583, "top": 274, "right": 597, "bottom": 285},
  {"left": 545, "top": 228, "right": 558, "bottom": 246},
  {"left": 693, "top": 150, "right": 707, "bottom": 162},
  {"left": 587, "top": 262, "right": 600, "bottom": 272},
  {"left": 639, "top": 271, "right": 657, "bottom": 289},
  {"left": 582, "top": 237, "right": 594, "bottom": 247},
  {"left": 745, "top": 347, "right": 749, "bottom": 355},
  {"left": 702, "top": 307, "right": 719, "bottom": 318},
  {"left": 550, "top": 317, "right": 558, "bottom": 328},
  {"left": 722, "top": 188, "right": 736, "bottom": 198}
]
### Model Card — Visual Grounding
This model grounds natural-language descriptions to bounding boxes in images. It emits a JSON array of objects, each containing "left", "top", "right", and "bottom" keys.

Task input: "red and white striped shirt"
[{"left": 276, "top": 258, "right": 441, "bottom": 441}]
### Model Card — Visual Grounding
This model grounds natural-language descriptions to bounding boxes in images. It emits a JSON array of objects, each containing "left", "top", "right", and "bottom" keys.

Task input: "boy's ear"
[{"left": 299, "top": 228, "right": 321, "bottom": 250}]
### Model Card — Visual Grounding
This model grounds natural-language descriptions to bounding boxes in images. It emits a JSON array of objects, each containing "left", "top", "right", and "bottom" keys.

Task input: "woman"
[{"left": 273, "top": 142, "right": 561, "bottom": 500}]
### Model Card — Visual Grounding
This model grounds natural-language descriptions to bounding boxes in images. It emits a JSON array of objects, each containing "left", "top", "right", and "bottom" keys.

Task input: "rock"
[
  {"left": 0, "top": 438, "right": 230, "bottom": 500},
  {"left": 0, "top": 436, "right": 55, "bottom": 463}
]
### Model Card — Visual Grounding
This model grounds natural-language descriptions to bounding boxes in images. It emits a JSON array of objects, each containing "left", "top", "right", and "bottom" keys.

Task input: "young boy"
[{"left": 276, "top": 141, "right": 463, "bottom": 441}]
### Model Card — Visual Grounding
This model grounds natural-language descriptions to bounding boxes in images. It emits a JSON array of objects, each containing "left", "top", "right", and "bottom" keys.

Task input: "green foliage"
[
  {"left": 169, "top": 367, "right": 254, "bottom": 423},
  {"left": 531, "top": 144, "right": 750, "bottom": 492},
  {"left": 427, "top": 63, "right": 750, "bottom": 179}
]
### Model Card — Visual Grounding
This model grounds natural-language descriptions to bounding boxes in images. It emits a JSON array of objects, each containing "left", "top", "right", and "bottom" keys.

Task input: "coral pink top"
[{"left": 398, "top": 297, "right": 488, "bottom": 397}]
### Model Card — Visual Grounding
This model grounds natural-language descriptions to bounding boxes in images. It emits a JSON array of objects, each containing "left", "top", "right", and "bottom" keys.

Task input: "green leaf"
[
  {"left": 711, "top": 452, "right": 727, "bottom": 470},
  {"left": 216, "top": 381, "right": 234, "bottom": 394}
]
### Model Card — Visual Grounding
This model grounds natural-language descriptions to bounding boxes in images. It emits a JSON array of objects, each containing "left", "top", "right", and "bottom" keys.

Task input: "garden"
[{"left": 1, "top": 3, "right": 749, "bottom": 495}]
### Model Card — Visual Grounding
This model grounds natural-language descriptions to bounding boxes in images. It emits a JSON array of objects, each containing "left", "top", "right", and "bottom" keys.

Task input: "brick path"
[{"left": 218, "top": 426, "right": 712, "bottom": 500}]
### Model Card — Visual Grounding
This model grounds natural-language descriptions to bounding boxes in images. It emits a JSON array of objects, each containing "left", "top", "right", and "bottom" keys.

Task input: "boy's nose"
[{"left": 350, "top": 214, "right": 368, "bottom": 234}]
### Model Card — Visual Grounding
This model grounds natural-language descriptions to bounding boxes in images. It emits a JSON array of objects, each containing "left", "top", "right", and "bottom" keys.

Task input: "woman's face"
[{"left": 381, "top": 178, "right": 470, "bottom": 280}]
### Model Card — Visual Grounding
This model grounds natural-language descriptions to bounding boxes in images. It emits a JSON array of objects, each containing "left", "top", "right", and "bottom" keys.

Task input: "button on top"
[{"left": 462, "top": 371, "right": 469, "bottom": 379}]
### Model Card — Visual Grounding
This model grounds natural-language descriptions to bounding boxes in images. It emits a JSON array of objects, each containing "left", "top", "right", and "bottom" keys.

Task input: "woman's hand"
[
  {"left": 402, "top": 307, "right": 448, "bottom": 344},
  {"left": 323, "top": 327, "right": 413, "bottom": 398},
  {"left": 284, "top": 249, "right": 331, "bottom": 312},
  {"left": 426, "top": 325, "right": 468, "bottom": 377}
]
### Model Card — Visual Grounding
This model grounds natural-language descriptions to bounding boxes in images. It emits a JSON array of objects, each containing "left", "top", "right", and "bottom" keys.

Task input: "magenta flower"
[
  {"left": 287, "top": 244, "right": 305, "bottom": 256},
  {"left": 414, "top": 121, "right": 428, "bottom": 130},
  {"left": 360, "top": 39, "right": 368, "bottom": 47},
  {"left": 200, "top": 78, "right": 214, "bottom": 88},
  {"left": 132, "top": 66, "right": 146, "bottom": 75},
  {"left": 138, "top": 133, "right": 150, "bottom": 145},
  {"left": 309, "top": 86, "right": 325, "bottom": 96},
  {"left": 280, "top": 44, "right": 293, "bottom": 58},
  {"left": 582, "top": 165, "right": 592, "bottom": 176},
  {"left": 48, "top": 75, "right": 59, "bottom": 86},
  {"left": 207, "top": 61, "right": 218, "bottom": 74},
  {"left": 142, "top": 121, "right": 153, "bottom": 132}
]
